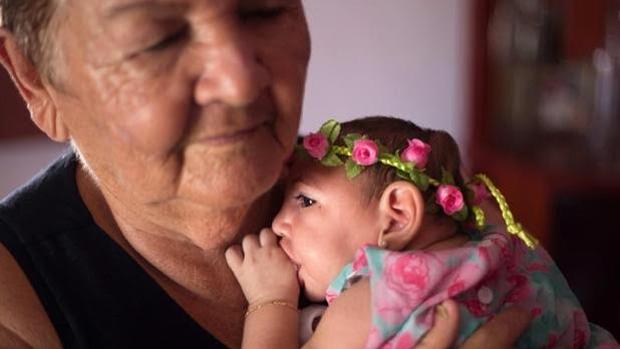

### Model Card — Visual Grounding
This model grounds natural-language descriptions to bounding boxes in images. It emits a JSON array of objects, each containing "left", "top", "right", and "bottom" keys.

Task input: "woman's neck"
[{"left": 75, "top": 164, "right": 278, "bottom": 297}]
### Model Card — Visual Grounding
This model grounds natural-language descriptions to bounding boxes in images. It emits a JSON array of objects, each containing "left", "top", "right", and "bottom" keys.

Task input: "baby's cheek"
[{"left": 304, "top": 285, "right": 327, "bottom": 303}]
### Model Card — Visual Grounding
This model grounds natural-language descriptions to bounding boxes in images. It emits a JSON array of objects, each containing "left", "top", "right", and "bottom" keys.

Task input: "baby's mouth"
[
  {"left": 278, "top": 240, "right": 299, "bottom": 266},
  {"left": 277, "top": 240, "right": 304, "bottom": 284}
]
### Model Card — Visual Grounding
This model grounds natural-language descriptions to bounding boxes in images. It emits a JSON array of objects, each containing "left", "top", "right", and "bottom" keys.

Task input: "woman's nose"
[{"left": 194, "top": 32, "right": 270, "bottom": 107}]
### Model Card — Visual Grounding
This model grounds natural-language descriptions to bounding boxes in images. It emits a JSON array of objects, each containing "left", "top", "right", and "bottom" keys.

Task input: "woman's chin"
[{"left": 177, "top": 151, "right": 284, "bottom": 207}]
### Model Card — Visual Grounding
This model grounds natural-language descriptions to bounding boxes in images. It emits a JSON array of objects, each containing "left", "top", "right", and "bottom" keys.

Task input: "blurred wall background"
[
  {"left": 301, "top": 0, "right": 471, "bottom": 143},
  {"left": 470, "top": 0, "right": 620, "bottom": 337}
]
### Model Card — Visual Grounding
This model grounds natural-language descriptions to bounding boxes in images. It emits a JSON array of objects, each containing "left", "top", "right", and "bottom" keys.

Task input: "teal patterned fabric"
[{"left": 326, "top": 229, "right": 618, "bottom": 348}]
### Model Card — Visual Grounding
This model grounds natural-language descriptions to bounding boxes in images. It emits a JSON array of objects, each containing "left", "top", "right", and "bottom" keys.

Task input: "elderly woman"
[{"left": 0, "top": 1, "right": 530, "bottom": 348}]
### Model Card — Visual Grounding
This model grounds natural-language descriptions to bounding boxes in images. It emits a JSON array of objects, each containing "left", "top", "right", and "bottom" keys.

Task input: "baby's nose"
[
  {"left": 271, "top": 223, "right": 288, "bottom": 239},
  {"left": 271, "top": 211, "right": 290, "bottom": 238}
]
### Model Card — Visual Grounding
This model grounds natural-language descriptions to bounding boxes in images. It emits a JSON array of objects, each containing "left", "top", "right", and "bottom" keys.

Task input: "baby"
[{"left": 225, "top": 116, "right": 618, "bottom": 348}]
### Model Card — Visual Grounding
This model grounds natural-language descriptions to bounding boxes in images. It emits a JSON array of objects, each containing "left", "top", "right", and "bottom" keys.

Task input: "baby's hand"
[{"left": 225, "top": 228, "right": 300, "bottom": 306}]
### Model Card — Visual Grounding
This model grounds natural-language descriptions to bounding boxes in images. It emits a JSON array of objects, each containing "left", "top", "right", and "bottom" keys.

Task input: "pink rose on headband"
[
  {"left": 352, "top": 139, "right": 379, "bottom": 166},
  {"left": 401, "top": 138, "right": 431, "bottom": 169},
  {"left": 303, "top": 133, "right": 329, "bottom": 160},
  {"left": 436, "top": 184, "right": 465, "bottom": 215}
]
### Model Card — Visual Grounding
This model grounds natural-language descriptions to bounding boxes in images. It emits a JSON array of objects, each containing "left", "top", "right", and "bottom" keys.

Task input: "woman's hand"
[{"left": 225, "top": 228, "right": 300, "bottom": 306}]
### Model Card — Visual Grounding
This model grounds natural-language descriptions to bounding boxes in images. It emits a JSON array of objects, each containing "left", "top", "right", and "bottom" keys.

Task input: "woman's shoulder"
[
  {"left": 0, "top": 183, "right": 66, "bottom": 348},
  {"left": 0, "top": 150, "right": 88, "bottom": 349},
  {"left": 0, "top": 150, "right": 92, "bottom": 243},
  {"left": 0, "top": 241, "right": 62, "bottom": 349}
]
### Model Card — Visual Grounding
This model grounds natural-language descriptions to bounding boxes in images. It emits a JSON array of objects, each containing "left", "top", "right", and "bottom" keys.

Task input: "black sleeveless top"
[{"left": 0, "top": 151, "right": 227, "bottom": 348}]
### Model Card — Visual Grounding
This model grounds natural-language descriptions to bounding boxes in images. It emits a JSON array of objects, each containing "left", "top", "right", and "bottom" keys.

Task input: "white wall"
[{"left": 301, "top": 0, "right": 471, "bottom": 146}]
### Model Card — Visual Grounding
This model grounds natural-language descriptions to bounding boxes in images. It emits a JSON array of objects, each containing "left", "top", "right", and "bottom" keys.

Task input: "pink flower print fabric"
[{"left": 325, "top": 230, "right": 619, "bottom": 348}]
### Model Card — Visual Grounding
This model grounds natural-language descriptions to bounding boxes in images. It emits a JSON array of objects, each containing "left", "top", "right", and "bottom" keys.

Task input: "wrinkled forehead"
[
  {"left": 49, "top": 0, "right": 307, "bottom": 69},
  {"left": 65, "top": 0, "right": 290, "bottom": 15},
  {"left": 55, "top": 0, "right": 304, "bottom": 39},
  {"left": 96, "top": 0, "right": 228, "bottom": 14}
]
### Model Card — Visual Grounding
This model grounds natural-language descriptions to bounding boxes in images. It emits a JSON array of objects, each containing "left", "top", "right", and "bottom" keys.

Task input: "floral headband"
[{"left": 299, "top": 120, "right": 538, "bottom": 249}]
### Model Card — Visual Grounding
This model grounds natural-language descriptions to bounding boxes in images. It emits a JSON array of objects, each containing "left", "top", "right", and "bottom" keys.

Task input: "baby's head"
[
  {"left": 272, "top": 116, "right": 467, "bottom": 301},
  {"left": 336, "top": 116, "right": 465, "bottom": 204}
]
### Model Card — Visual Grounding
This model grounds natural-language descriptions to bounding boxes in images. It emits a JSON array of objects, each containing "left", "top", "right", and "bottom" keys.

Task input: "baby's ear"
[{"left": 377, "top": 181, "right": 424, "bottom": 250}]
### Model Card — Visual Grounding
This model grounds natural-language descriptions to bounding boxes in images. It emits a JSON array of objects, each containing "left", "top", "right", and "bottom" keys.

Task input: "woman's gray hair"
[{"left": 0, "top": 0, "right": 58, "bottom": 76}]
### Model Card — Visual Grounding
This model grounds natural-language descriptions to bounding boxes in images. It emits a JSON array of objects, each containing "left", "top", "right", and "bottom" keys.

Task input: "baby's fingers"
[
  {"left": 225, "top": 245, "right": 244, "bottom": 274},
  {"left": 460, "top": 305, "right": 531, "bottom": 349},
  {"left": 241, "top": 233, "right": 260, "bottom": 253},
  {"left": 417, "top": 300, "right": 460, "bottom": 349},
  {"left": 259, "top": 228, "right": 277, "bottom": 247}
]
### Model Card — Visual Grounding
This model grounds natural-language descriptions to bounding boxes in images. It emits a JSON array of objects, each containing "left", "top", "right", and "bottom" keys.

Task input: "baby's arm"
[
  {"left": 225, "top": 227, "right": 373, "bottom": 349},
  {"left": 225, "top": 228, "right": 300, "bottom": 349},
  {"left": 303, "top": 279, "right": 372, "bottom": 348},
  {"left": 224, "top": 228, "right": 372, "bottom": 348}
]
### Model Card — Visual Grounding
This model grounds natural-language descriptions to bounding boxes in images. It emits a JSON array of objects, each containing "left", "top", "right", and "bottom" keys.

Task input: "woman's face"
[{"left": 47, "top": 0, "right": 310, "bottom": 210}]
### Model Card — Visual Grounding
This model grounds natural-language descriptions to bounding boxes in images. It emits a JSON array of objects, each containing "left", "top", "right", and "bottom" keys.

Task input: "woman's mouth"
[{"left": 194, "top": 122, "right": 266, "bottom": 146}]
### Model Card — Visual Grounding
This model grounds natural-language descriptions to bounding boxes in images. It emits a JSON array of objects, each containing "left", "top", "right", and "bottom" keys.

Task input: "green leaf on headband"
[
  {"left": 396, "top": 169, "right": 410, "bottom": 181},
  {"left": 418, "top": 173, "right": 430, "bottom": 191},
  {"left": 441, "top": 168, "right": 455, "bottom": 185},
  {"left": 319, "top": 119, "right": 341, "bottom": 143},
  {"left": 343, "top": 133, "right": 363, "bottom": 149},
  {"left": 294, "top": 144, "right": 309, "bottom": 159},
  {"left": 403, "top": 162, "right": 415, "bottom": 173},
  {"left": 321, "top": 150, "right": 344, "bottom": 167},
  {"left": 408, "top": 169, "right": 429, "bottom": 191},
  {"left": 380, "top": 152, "right": 397, "bottom": 162},
  {"left": 452, "top": 206, "right": 469, "bottom": 222},
  {"left": 465, "top": 186, "right": 476, "bottom": 203},
  {"left": 345, "top": 159, "right": 363, "bottom": 179},
  {"left": 425, "top": 194, "right": 440, "bottom": 214}
]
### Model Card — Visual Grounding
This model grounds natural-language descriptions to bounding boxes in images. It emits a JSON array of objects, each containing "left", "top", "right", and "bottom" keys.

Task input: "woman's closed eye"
[
  {"left": 239, "top": 7, "right": 285, "bottom": 21},
  {"left": 294, "top": 193, "right": 316, "bottom": 208},
  {"left": 145, "top": 25, "right": 189, "bottom": 52}
]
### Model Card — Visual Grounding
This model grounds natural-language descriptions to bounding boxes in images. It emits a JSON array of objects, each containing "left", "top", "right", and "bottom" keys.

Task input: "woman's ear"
[
  {"left": 0, "top": 30, "right": 69, "bottom": 142},
  {"left": 377, "top": 181, "right": 425, "bottom": 250}
]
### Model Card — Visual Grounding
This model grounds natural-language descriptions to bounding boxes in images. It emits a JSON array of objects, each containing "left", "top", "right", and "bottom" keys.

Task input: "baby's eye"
[{"left": 294, "top": 194, "right": 316, "bottom": 208}]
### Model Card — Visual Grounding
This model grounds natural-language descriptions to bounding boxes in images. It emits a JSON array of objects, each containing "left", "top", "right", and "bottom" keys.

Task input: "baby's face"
[{"left": 272, "top": 158, "right": 383, "bottom": 301}]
